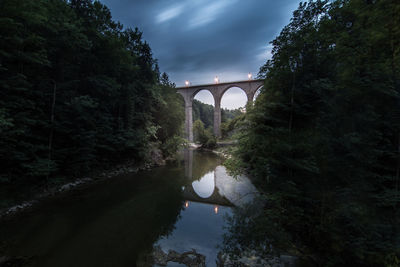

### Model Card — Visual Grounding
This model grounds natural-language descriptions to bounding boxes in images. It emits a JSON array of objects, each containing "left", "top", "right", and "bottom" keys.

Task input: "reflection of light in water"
[
  {"left": 214, "top": 205, "right": 218, "bottom": 214},
  {"left": 192, "top": 171, "right": 215, "bottom": 198},
  {"left": 185, "top": 201, "right": 189, "bottom": 208}
]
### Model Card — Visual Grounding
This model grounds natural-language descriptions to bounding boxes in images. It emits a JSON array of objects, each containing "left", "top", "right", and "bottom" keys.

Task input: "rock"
[
  {"left": 150, "top": 147, "right": 166, "bottom": 166},
  {"left": 151, "top": 246, "right": 206, "bottom": 267},
  {"left": 153, "top": 246, "right": 168, "bottom": 266},
  {"left": 168, "top": 248, "right": 205, "bottom": 267},
  {"left": 216, "top": 251, "right": 284, "bottom": 267},
  {"left": 58, "top": 178, "right": 93, "bottom": 192},
  {"left": 5, "top": 201, "right": 36, "bottom": 216}
]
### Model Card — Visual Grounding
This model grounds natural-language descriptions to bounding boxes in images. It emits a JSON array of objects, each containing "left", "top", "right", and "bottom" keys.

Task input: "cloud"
[
  {"left": 156, "top": 5, "right": 183, "bottom": 23},
  {"left": 255, "top": 44, "right": 273, "bottom": 62},
  {"left": 99, "top": 0, "right": 302, "bottom": 108},
  {"left": 188, "top": 0, "right": 237, "bottom": 29}
]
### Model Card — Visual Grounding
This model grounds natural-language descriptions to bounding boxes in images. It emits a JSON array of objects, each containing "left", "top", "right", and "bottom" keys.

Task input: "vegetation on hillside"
[
  {"left": 192, "top": 99, "right": 214, "bottom": 130},
  {"left": 192, "top": 99, "right": 244, "bottom": 142},
  {"left": 193, "top": 119, "right": 217, "bottom": 148},
  {"left": 191, "top": 99, "right": 244, "bottom": 146},
  {"left": 0, "top": 0, "right": 184, "bottom": 188},
  {"left": 224, "top": 0, "right": 400, "bottom": 266}
]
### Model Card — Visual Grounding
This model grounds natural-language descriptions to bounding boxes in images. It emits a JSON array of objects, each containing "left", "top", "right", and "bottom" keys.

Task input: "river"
[{"left": 0, "top": 149, "right": 258, "bottom": 267}]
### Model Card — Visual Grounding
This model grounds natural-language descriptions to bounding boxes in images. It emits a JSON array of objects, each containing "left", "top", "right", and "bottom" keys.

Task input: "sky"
[{"left": 99, "top": 0, "right": 301, "bottom": 109}]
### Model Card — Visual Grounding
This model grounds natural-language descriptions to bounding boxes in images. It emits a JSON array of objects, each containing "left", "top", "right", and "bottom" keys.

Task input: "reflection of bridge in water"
[
  {"left": 182, "top": 172, "right": 233, "bottom": 207},
  {"left": 183, "top": 149, "right": 233, "bottom": 208}
]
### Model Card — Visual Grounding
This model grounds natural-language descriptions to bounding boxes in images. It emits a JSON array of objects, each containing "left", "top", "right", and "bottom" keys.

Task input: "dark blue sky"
[{"left": 99, "top": 0, "right": 301, "bottom": 107}]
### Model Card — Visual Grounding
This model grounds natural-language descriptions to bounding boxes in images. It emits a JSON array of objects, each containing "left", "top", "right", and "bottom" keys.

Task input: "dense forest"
[
  {"left": 192, "top": 99, "right": 244, "bottom": 144},
  {"left": 0, "top": 0, "right": 183, "bottom": 188},
  {"left": 192, "top": 99, "right": 243, "bottom": 130},
  {"left": 225, "top": 0, "right": 400, "bottom": 266},
  {"left": 193, "top": 99, "right": 214, "bottom": 129}
]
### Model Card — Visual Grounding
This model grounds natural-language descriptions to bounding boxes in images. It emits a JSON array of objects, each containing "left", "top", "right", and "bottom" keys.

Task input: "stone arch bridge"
[{"left": 177, "top": 79, "right": 264, "bottom": 141}]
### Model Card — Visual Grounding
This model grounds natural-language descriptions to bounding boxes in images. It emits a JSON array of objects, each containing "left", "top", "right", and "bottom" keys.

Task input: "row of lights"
[{"left": 185, "top": 73, "right": 253, "bottom": 87}]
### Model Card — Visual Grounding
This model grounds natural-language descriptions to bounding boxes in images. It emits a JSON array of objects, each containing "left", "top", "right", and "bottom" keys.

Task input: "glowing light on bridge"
[
  {"left": 248, "top": 72, "right": 252, "bottom": 80},
  {"left": 185, "top": 80, "right": 190, "bottom": 87},
  {"left": 214, "top": 76, "right": 219, "bottom": 84},
  {"left": 214, "top": 205, "right": 219, "bottom": 214},
  {"left": 185, "top": 201, "right": 189, "bottom": 208}
]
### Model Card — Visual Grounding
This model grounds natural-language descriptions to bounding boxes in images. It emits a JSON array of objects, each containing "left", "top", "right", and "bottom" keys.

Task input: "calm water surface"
[{"left": 0, "top": 149, "right": 257, "bottom": 267}]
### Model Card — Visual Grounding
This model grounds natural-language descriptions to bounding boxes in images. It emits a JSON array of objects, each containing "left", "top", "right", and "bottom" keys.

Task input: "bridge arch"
[
  {"left": 191, "top": 88, "right": 215, "bottom": 105},
  {"left": 177, "top": 79, "right": 264, "bottom": 141},
  {"left": 220, "top": 86, "right": 248, "bottom": 110},
  {"left": 253, "top": 84, "right": 264, "bottom": 101}
]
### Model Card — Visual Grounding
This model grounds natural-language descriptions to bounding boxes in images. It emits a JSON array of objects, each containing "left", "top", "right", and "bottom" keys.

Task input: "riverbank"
[
  {"left": 0, "top": 146, "right": 169, "bottom": 221},
  {"left": 194, "top": 140, "right": 236, "bottom": 159}
]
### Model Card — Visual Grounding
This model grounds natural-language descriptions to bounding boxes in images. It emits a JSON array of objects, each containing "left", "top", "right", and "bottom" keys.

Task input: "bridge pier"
[
  {"left": 246, "top": 91, "right": 256, "bottom": 105},
  {"left": 177, "top": 80, "right": 264, "bottom": 142},
  {"left": 213, "top": 96, "right": 221, "bottom": 137},
  {"left": 185, "top": 100, "right": 193, "bottom": 142}
]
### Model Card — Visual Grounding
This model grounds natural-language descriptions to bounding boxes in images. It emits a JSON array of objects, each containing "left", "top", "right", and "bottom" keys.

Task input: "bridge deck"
[{"left": 176, "top": 79, "right": 264, "bottom": 89}]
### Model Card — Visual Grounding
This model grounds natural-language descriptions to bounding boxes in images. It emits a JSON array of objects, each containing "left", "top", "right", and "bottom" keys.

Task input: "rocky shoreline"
[
  {"left": 137, "top": 245, "right": 295, "bottom": 267},
  {"left": 0, "top": 147, "right": 167, "bottom": 221},
  {"left": 149, "top": 246, "right": 206, "bottom": 267}
]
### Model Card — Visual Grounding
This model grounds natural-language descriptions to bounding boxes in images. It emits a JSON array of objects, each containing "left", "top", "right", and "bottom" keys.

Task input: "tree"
[
  {"left": 225, "top": 1, "right": 400, "bottom": 265},
  {"left": 192, "top": 99, "right": 214, "bottom": 130},
  {"left": 0, "top": 0, "right": 185, "bottom": 189},
  {"left": 193, "top": 119, "right": 216, "bottom": 148},
  {"left": 153, "top": 72, "right": 185, "bottom": 157}
]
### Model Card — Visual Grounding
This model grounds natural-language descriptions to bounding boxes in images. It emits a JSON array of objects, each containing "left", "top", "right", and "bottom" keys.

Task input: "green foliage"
[
  {"left": 193, "top": 119, "right": 217, "bottom": 148},
  {"left": 153, "top": 72, "right": 185, "bottom": 157},
  {"left": 192, "top": 100, "right": 243, "bottom": 133},
  {"left": 225, "top": 0, "right": 400, "bottom": 266},
  {"left": 221, "top": 108, "right": 243, "bottom": 123},
  {"left": 193, "top": 119, "right": 205, "bottom": 143},
  {"left": 203, "top": 132, "right": 217, "bottom": 149},
  {"left": 0, "top": 0, "right": 184, "bottom": 185},
  {"left": 221, "top": 112, "right": 245, "bottom": 139},
  {"left": 192, "top": 99, "right": 214, "bottom": 129}
]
